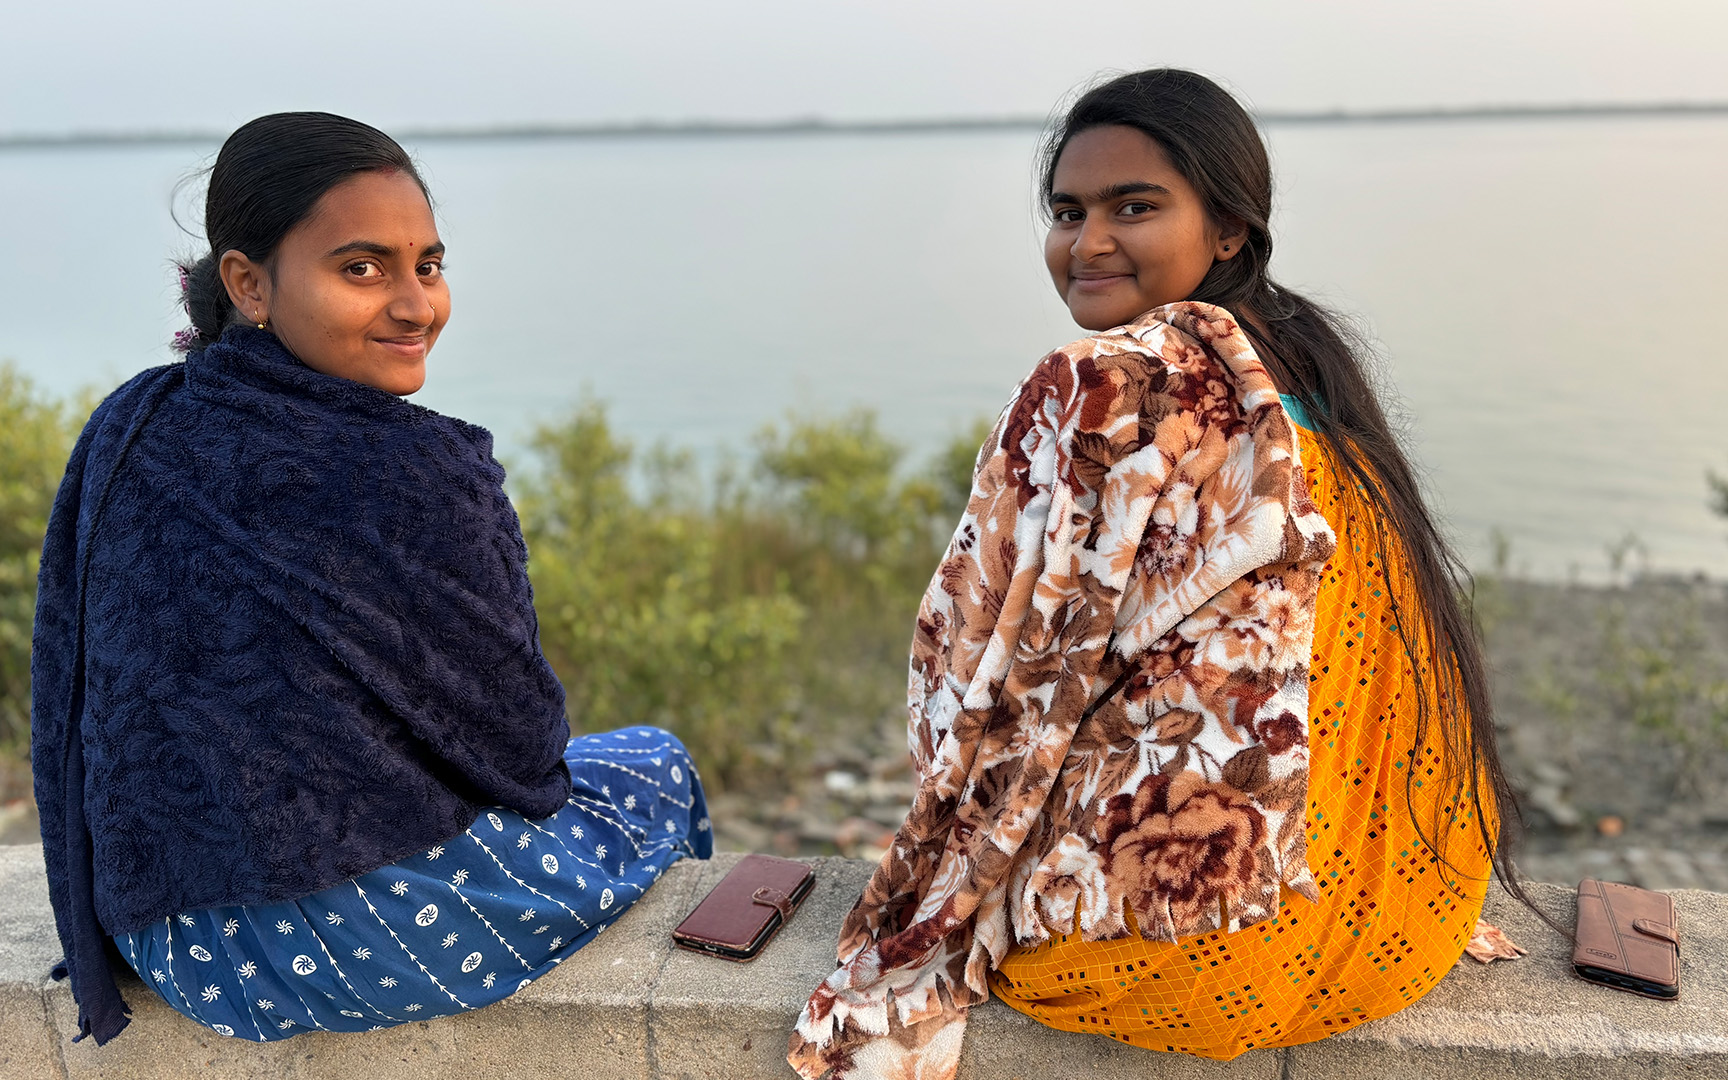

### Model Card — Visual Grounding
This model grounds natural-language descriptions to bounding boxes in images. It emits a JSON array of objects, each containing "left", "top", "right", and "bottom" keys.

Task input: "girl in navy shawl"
[{"left": 32, "top": 112, "right": 711, "bottom": 1045}]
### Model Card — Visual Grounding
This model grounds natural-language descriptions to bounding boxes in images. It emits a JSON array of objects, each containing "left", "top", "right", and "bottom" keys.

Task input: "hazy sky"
[{"left": 5, "top": 0, "right": 1727, "bottom": 136}]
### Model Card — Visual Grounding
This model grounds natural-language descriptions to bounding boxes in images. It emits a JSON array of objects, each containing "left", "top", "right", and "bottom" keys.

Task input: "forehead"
[
  {"left": 291, "top": 170, "right": 438, "bottom": 247},
  {"left": 1051, "top": 125, "right": 1189, "bottom": 193}
]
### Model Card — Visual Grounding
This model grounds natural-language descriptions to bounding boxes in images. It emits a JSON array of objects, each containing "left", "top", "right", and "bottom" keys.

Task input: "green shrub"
[
  {"left": 514, "top": 402, "right": 810, "bottom": 790},
  {"left": 518, "top": 402, "right": 990, "bottom": 791},
  {"left": 753, "top": 409, "right": 942, "bottom": 564},
  {"left": 1599, "top": 595, "right": 1728, "bottom": 796},
  {"left": 930, "top": 416, "right": 997, "bottom": 523},
  {"left": 0, "top": 364, "right": 81, "bottom": 757}
]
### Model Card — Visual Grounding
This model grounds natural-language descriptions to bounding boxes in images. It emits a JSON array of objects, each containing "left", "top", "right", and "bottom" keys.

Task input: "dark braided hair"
[{"left": 175, "top": 112, "right": 427, "bottom": 351}]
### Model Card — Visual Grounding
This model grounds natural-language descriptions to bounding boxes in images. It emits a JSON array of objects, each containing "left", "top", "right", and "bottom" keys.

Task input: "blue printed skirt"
[{"left": 114, "top": 727, "right": 710, "bottom": 1040}]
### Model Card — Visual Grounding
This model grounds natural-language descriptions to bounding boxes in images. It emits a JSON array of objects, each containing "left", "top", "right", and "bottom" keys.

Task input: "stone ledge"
[{"left": 2, "top": 844, "right": 1724, "bottom": 1079}]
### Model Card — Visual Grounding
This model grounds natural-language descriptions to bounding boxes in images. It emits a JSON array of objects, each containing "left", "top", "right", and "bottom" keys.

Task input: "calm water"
[{"left": 3, "top": 119, "right": 1726, "bottom": 580}]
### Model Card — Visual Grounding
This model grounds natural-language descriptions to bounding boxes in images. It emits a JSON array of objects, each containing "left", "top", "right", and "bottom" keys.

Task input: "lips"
[
  {"left": 375, "top": 336, "right": 429, "bottom": 357},
  {"left": 1069, "top": 270, "right": 1133, "bottom": 291}
]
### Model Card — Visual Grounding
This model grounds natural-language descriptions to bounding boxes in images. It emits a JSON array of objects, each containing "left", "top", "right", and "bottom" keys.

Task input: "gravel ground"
[{"left": 1483, "top": 573, "right": 1728, "bottom": 888}]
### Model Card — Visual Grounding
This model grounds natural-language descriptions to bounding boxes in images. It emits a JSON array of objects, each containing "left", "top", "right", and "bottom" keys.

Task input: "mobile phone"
[
  {"left": 672, "top": 854, "right": 816, "bottom": 962},
  {"left": 1572, "top": 878, "right": 1680, "bottom": 1001},
  {"left": 1573, "top": 963, "right": 1678, "bottom": 999}
]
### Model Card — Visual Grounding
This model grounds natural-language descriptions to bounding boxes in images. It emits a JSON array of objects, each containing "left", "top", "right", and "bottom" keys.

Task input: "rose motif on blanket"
[{"left": 1096, "top": 774, "right": 1273, "bottom": 940}]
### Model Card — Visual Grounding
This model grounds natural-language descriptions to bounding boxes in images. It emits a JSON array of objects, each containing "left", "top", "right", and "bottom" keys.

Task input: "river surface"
[{"left": 2, "top": 117, "right": 1725, "bottom": 579}]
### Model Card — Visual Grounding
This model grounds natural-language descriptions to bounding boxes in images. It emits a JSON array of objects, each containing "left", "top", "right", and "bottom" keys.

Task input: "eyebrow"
[
  {"left": 1048, "top": 181, "right": 1174, "bottom": 206},
  {"left": 324, "top": 239, "right": 447, "bottom": 259}
]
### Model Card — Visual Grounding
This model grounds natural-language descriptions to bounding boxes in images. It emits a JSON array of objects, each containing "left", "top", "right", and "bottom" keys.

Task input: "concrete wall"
[{"left": 2, "top": 845, "right": 1724, "bottom": 1079}]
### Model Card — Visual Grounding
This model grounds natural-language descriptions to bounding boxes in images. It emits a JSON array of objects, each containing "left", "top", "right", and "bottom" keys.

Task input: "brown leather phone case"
[
  {"left": 1573, "top": 878, "right": 1680, "bottom": 1000},
  {"left": 672, "top": 854, "right": 816, "bottom": 962}
]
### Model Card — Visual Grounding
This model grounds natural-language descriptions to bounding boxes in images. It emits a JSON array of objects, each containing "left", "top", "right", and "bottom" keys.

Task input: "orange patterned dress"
[{"left": 989, "top": 406, "right": 1496, "bottom": 1059}]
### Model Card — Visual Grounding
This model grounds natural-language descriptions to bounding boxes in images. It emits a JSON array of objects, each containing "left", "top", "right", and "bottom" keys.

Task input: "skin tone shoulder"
[
  {"left": 216, "top": 170, "right": 449, "bottom": 396},
  {"left": 1045, "top": 125, "right": 1245, "bottom": 332}
]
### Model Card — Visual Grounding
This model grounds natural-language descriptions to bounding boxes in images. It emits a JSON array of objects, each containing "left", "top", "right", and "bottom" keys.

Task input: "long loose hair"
[{"left": 1040, "top": 68, "right": 1535, "bottom": 911}]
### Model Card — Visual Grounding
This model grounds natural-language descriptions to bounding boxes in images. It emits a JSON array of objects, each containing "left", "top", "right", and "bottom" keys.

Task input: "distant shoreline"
[{"left": 5, "top": 101, "right": 1728, "bottom": 150}]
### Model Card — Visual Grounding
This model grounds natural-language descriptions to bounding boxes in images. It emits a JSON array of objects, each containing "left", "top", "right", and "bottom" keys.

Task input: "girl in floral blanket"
[{"left": 790, "top": 69, "right": 1528, "bottom": 1079}]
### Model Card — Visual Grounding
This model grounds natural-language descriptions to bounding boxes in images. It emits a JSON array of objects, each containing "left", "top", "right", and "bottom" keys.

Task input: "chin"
[
  {"left": 1069, "top": 307, "right": 1139, "bottom": 333},
  {"left": 362, "top": 366, "right": 426, "bottom": 397}
]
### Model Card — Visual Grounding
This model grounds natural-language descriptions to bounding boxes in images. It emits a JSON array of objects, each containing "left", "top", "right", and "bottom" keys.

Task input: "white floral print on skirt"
[{"left": 114, "top": 727, "right": 710, "bottom": 1040}]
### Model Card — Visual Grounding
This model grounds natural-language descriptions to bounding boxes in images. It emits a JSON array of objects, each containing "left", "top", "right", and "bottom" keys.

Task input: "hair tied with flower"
[{"left": 172, "top": 262, "right": 206, "bottom": 354}]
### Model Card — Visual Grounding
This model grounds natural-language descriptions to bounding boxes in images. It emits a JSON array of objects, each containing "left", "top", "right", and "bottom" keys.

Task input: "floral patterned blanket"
[{"left": 788, "top": 303, "right": 1338, "bottom": 1079}]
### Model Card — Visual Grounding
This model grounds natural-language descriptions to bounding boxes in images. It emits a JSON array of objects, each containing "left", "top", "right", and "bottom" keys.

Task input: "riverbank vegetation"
[
  {"left": 1, "top": 361, "right": 1724, "bottom": 820},
  {"left": 514, "top": 401, "right": 988, "bottom": 788},
  {"left": 0, "top": 368, "right": 82, "bottom": 784}
]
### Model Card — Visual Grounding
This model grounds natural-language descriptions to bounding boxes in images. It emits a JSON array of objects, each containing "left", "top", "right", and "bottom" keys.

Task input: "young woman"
[
  {"left": 790, "top": 69, "right": 1521, "bottom": 1078},
  {"left": 32, "top": 113, "right": 710, "bottom": 1046}
]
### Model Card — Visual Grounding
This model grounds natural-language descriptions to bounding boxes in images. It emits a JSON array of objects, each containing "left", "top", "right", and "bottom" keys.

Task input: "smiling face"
[
  {"left": 218, "top": 170, "right": 449, "bottom": 395},
  {"left": 1044, "top": 125, "right": 1243, "bottom": 333}
]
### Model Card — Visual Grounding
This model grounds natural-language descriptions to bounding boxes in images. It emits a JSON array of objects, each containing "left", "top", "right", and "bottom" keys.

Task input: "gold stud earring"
[{"left": 256, "top": 312, "right": 266, "bottom": 329}]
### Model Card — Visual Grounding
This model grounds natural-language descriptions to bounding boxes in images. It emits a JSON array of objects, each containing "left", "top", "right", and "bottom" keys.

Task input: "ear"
[
  {"left": 1214, "top": 218, "right": 1250, "bottom": 262},
  {"left": 218, "top": 250, "right": 272, "bottom": 326}
]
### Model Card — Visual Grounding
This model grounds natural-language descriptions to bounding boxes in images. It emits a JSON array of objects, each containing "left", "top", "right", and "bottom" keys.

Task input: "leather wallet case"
[
  {"left": 672, "top": 854, "right": 816, "bottom": 962},
  {"left": 1573, "top": 877, "right": 1680, "bottom": 1000}
]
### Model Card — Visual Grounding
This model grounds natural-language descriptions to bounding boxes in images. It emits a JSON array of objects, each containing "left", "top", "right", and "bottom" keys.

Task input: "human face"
[
  {"left": 220, "top": 170, "right": 449, "bottom": 396},
  {"left": 1044, "top": 125, "right": 1242, "bottom": 333}
]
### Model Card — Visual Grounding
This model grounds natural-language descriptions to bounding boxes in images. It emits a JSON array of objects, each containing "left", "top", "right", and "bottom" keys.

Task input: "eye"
[
  {"left": 418, "top": 260, "right": 444, "bottom": 279},
  {"left": 1120, "top": 201, "right": 1155, "bottom": 217},
  {"left": 344, "top": 261, "right": 383, "bottom": 279},
  {"left": 1052, "top": 207, "right": 1084, "bottom": 224}
]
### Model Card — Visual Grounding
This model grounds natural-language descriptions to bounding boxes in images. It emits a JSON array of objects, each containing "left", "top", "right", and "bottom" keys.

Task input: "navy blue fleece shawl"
[{"left": 31, "top": 327, "right": 573, "bottom": 1044}]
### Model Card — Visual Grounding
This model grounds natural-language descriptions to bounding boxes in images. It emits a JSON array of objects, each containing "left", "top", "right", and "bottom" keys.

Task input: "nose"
[
  {"left": 389, "top": 278, "right": 438, "bottom": 329},
  {"left": 1071, "top": 212, "right": 1115, "bottom": 261}
]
